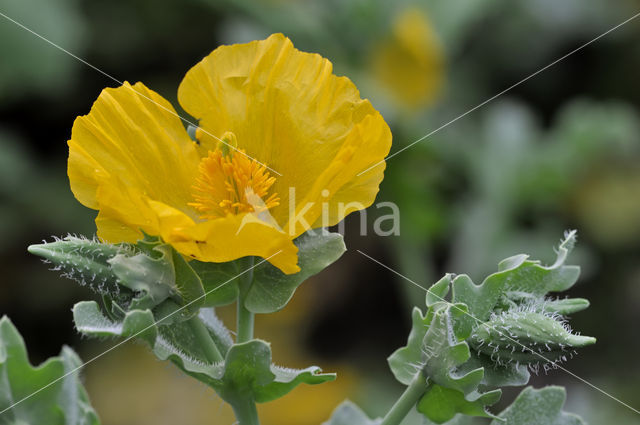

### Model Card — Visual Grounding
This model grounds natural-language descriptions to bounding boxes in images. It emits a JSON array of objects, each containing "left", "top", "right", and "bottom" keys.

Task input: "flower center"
[{"left": 189, "top": 141, "right": 279, "bottom": 219}]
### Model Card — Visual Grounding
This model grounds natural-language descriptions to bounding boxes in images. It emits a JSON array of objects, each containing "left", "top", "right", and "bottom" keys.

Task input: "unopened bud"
[{"left": 469, "top": 310, "right": 595, "bottom": 366}]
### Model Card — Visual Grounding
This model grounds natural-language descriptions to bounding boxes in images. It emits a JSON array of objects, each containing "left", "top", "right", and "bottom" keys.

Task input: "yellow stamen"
[{"left": 189, "top": 144, "right": 279, "bottom": 219}]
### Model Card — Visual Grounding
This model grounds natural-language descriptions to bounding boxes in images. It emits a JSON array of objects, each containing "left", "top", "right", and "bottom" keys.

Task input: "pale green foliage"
[
  {"left": 491, "top": 386, "right": 586, "bottom": 425},
  {"left": 28, "top": 229, "right": 593, "bottom": 425},
  {"left": 29, "top": 230, "right": 345, "bottom": 413},
  {"left": 0, "top": 317, "right": 99, "bottom": 425},
  {"left": 322, "top": 401, "right": 382, "bottom": 425},
  {"left": 387, "top": 232, "right": 592, "bottom": 424}
]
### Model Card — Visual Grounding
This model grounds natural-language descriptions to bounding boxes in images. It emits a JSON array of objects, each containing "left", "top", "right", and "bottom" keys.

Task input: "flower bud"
[
  {"left": 469, "top": 310, "right": 595, "bottom": 367},
  {"left": 28, "top": 236, "right": 129, "bottom": 297},
  {"left": 28, "top": 235, "right": 175, "bottom": 310}
]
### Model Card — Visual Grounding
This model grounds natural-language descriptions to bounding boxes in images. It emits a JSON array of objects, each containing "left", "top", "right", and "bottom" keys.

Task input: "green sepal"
[
  {"left": 490, "top": 386, "right": 586, "bottom": 425},
  {"left": 322, "top": 400, "right": 382, "bottom": 425},
  {"left": 167, "top": 248, "right": 205, "bottom": 320},
  {"left": 542, "top": 298, "right": 590, "bottom": 315},
  {"left": 156, "top": 339, "right": 335, "bottom": 404},
  {"left": 108, "top": 244, "right": 174, "bottom": 311},
  {"left": 0, "top": 316, "right": 100, "bottom": 425},
  {"left": 244, "top": 230, "right": 346, "bottom": 313},
  {"left": 418, "top": 385, "right": 501, "bottom": 424},
  {"left": 422, "top": 305, "right": 483, "bottom": 395},
  {"left": 72, "top": 301, "right": 157, "bottom": 346},
  {"left": 131, "top": 235, "right": 205, "bottom": 320},
  {"left": 455, "top": 351, "right": 530, "bottom": 388}
]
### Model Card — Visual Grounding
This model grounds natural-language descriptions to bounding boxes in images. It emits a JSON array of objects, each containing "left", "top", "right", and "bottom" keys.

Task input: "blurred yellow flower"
[
  {"left": 372, "top": 7, "right": 444, "bottom": 109},
  {"left": 68, "top": 34, "right": 391, "bottom": 274}
]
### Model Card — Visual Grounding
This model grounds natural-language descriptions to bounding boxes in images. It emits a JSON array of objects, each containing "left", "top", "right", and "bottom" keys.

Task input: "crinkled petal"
[
  {"left": 177, "top": 33, "right": 391, "bottom": 233},
  {"left": 300, "top": 114, "right": 391, "bottom": 233},
  {"left": 68, "top": 81, "right": 200, "bottom": 222}
]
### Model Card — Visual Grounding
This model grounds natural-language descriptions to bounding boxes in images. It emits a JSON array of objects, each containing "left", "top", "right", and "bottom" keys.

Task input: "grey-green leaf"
[
  {"left": 388, "top": 307, "right": 430, "bottom": 385},
  {"left": 245, "top": 230, "right": 346, "bottom": 313},
  {"left": 490, "top": 386, "right": 586, "bottom": 425},
  {"left": 72, "top": 301, "right": 157, "bottom": 346},
  {"left": 155, "top": 338, "right": 334, "bottom": 405},
  {"left": 322, "top": 400, "right": 382, "bottom": 425},
  {"left": 0, "top": 316, "right": 100, "bottom": 425},
  {"left": 188, "top": 260, "right": 240, "bottom": 307},
  {"left": 452, "top": 231, "right": 581, "bottom": 325},
  {"left": 422, "top": 305, "right": 483, "bottom": 395},
  {"left": 418, "top": 385, "right": 500, "bottom": 424}
]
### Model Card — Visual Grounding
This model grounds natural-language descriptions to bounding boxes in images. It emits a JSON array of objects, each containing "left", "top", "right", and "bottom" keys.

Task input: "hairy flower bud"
[
  {"left": 28, "top": 235, "right": 176, "bottom": 310},
  {"left": 469, "top": 310, "right": 595, "bottom": 367},
  {"left": 28, "top": 235, "right": 130, "bottom": 297}
]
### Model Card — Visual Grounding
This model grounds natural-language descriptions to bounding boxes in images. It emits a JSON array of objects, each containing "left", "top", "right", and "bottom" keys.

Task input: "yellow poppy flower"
[
  {"left": 371, "top": 7, "right": 444, "bottom": 109},
  {"left": 68, "top": 34, "right": 391, "bottom": 274}
]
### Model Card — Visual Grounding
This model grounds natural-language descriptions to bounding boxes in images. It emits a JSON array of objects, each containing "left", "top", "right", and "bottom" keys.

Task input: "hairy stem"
[
  {"left": 187, "top": 315, "right": 223, "bottom": 364},
  {"left": 380, "top": 373, "right": 429, "bottom": 425},
  {"left": 236, "top": 256, "right": 255, "bottom": 343}
]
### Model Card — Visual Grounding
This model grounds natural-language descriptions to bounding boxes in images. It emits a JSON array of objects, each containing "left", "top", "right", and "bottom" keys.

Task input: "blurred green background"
[{"left": 1, "top": 0, "right": 639, "bottom": 424}]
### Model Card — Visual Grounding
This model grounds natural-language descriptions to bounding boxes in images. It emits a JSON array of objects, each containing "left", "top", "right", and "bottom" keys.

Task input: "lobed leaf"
[
  {"left": 0, "top": 317, "right": 100, "bottom": 425},
  {"left": 451, "top": 231, "right": 580, "bottom": 332},
  {"left": 390, "top": 304, "right": 502, "bottom": 423},
  {"left": 388, "top": 307, "right": 431, "bottom": 385},
  {"left": 156, "top": 339, "right": 335, "bottom": 405},
  {"left": 418, "top": 385, "right": 500, "bottom": 424},
  {"left": 490, "top": 386, "right": 586, "bottom": 425},
  {"left": 244, "top": 230, "right": 346, "bottom": 313},
  {"left": 422, "top": 305, "right": 483, "bottom": 396},
  {"left": 73, "top": 301, "right": 157, "bottom": 346}
]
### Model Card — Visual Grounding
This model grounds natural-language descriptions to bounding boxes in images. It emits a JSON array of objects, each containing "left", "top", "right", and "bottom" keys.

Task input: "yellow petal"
[
  {"left": 148, "top": 200, "right": 300, "bottom": 274},
  {"left": 287, "top": 113, "right": 392, "bottom": 236},
  {"left": 93, "top": 182, "right": 160, "bottom": 242},
  {"left": 68, "top": 81, "right": 200, "bottom": 222},
  {"left": 177, "top": 34, "right": 391, "bottom": 233}
]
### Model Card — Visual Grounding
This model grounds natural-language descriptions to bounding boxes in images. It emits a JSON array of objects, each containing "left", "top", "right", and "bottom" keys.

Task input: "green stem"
[
  {"left": 231, "top": 398, "right": 260, "bottom": 425},
  {"left": 236, "top": 301, "right": 254, "bottom": 343},
  {"left": 380, "top": 374, "right": 429, "bottom": 425},
  {"left": 187, "top": 316, "right": 223, "bottom": 363},
  {"left": 236, "top": 256, "right": 255, "bottom": 343}
]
